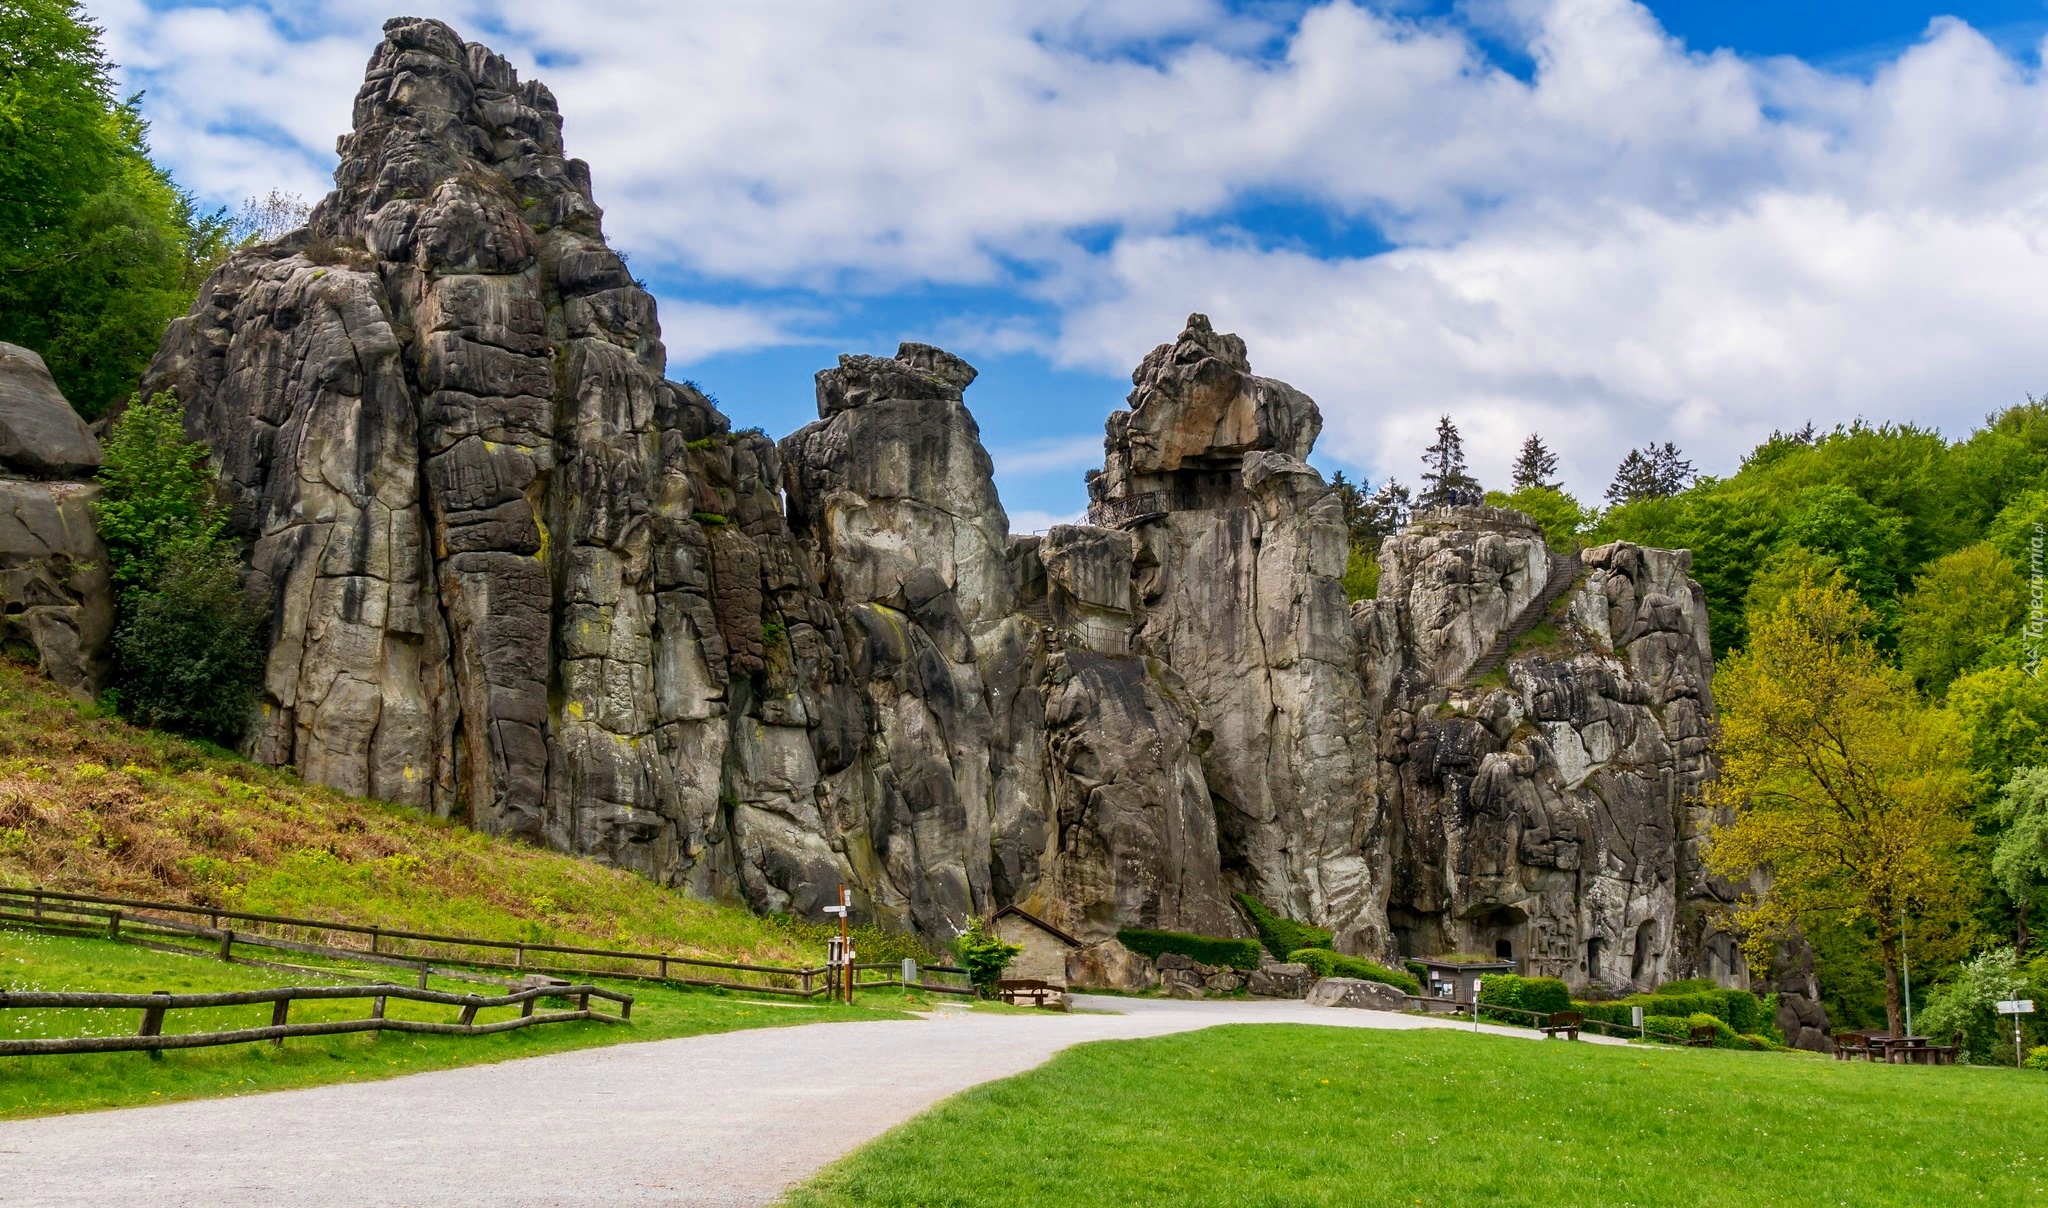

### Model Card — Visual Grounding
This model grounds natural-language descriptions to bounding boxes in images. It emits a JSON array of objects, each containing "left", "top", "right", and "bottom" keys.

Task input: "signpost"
[
  {"left": 822, "top": 884, "right": 854, "bottom": 1004},
  {"left": 1996, "top": 999, "right": 2034, "bottom": 1070}
]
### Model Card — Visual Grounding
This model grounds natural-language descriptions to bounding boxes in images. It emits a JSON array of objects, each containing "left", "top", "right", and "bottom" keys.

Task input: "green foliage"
[
  {"left": 1899, "top": 544, "right": 2024, "bottom": 694},
  {"left": 692, "top": 511, "right": 728, "bottom": 526},
  {"left": 2028, "top": 1046, "right": 2048, "bottom": 1071},
  {"left": 1577, "top": 987, "right": 1767, "bottom": 1036},
  {"left": 94, "top": 392, "right": 263, "bottom": 743},
  {"left": 1234, "top": 892, "right": 1331, "bottom": 959},
  {"left": 954, "top": 917, "right": 1024, "bottom": 998},
  {"left": 1642, "top": 1012, "right": 1737, "bottom": 1046},
  {"left": 1485, "top": 484, "right": 1592, "bottom": 549},
  {"left": 0, "top": 1, "right": 230, "bottom": 417},
  {"left": 1116, "top": 928, "right": 1262, "bottom": 972},
  {"left": 1915, "top": 947, "right": 2034, "bottom": 1063},
  {"left": 1993, "top": 768, "right": 2048, "bottom": 921},
  {"left": 1287, "top": 948, "right": 1420, "bottom": 995},
  {"left": 1340, "top": 546, "right": 1378, "bottom": 602},
  {"left": 1477, "top": 973, "right": 1570, "bottom": 1016}
]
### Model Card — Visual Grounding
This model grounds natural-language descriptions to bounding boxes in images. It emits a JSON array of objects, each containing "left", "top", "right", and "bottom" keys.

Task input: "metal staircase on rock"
[{"left": 1459, "top": 550, "right": 1582, "bottom": 687}]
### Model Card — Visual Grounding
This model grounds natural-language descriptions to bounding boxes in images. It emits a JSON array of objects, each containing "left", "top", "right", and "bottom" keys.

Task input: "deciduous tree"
[{"left": 1708, "top": 577, "right": 1978, "bottom": 1036}]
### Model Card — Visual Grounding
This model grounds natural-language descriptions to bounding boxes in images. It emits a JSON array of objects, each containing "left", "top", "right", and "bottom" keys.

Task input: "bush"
[
  {"left": 1118, "top": 928, "right": 1263, "bottom": 972},
  {"left": 954, "top": 917, "right": 1023, "bottom": 998},
  {"left": 1642, "top": 1013, "right": 1739, "bottom": 1047},
  {"left": 111, "top": 545, "right": 266, "bottom": 742},
  {"left": 1577, "top": 986, "right": 1765, "bottom": 1034},
  {"left": 2027, "top": 1046, "right": 2048, "bottom": 1071},
  {"left": 1235, "top": 892, "right": 1332, "bottom": 960},
  {"left": 1288, "top": 948, "right": 1421, "bottom": 995},
  {"left": 1477, "top": 974, "right": 1571, "bottom": 1021},
  {"left": 95, "top": 392, "right": 265, "bottom": 743}
]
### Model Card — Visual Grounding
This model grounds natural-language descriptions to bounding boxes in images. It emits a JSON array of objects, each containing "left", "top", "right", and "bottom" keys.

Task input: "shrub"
[
  {"left": 954, "top": 916, "right": 1023, "bottom": 998},
  {"left": 1656, "top": 978, "right": 1718, "bottom": 995},
  {"left": 1642, "top": 1013, "right": 1739, "bottom": 1047},
  {"left": 1117, "top": 928, "right": 1263, "bottom": 972},
  {"left": 1289, "top": 948, "right": 1421, "bottom": 995},
  {"left": 95, "top": 392, "right": 265, "bottom": 743},
  {"left": 1478, "top": 974, "right": 1571, "bottom": 1017},
  {"left": 1235, "top": 892, "right": 1332, "bottom": 959},
  {"left": 2027, "top": 1046, "right": 2048, "bottom": 1071},
  {"left": 111, "top": 544, "right": 266, "bottom": 742}
]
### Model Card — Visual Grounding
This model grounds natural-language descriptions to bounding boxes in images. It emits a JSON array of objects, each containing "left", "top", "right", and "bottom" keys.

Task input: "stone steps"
[{"left": 1460, "top": 549, "right": 1582, "bottom": 687}]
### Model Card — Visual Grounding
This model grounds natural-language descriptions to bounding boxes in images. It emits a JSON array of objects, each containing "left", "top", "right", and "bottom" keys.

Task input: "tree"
[
  {"left": 1994, "top": 768, "right": 2048, "bottom": 955},
  {"left": 0, "top": 0, "right": 230, "bottom": 417},
  {"left": 1604, "top": 441, "right": 1694, "bottom": 506},
  {"left": 232, "top": 188, "right": 311, "bottom": 245},
  {"left": 94, "top": 393, "right": 266, "bottom": 742},
  {"left": 1364, "top": 478, "right": 1412, "bottom": 544},
  {"left": 1486, "top": 485, "right": 1590, "bottom": 550},
  {"left": 953, "top": 916, "right": 1023, "bottom": 999},
  {"left": 1708, "top": 576, "right": 1979, "bottom": 1037},
  {"left": 1898, "top": 544, "right": 2024, "bottom": 696},
  {"left": 1418, "top": 416, "right": 1479, "bottom": 506},
  {"left": 1510, "top": 434, "right": 1559, "bottom": 491}
]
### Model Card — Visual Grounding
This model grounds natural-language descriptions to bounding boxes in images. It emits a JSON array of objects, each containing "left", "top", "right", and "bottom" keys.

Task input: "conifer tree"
[
  {"left": 1511, "top": 434, "right": 1559, "bottom": 492},
  {"left": 1419, "top": 416, "right": 1480, "bottom": 506},
  {"left": 1604, "top": 441, "right": 1694, "bottom": 505}
]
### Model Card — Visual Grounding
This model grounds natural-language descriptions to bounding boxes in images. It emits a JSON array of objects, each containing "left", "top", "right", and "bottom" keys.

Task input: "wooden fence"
[
  {"left": 0, "top": 981, "right": 631, "bottom": 1057},
  {"left": 0, "top": 886, "right": 975, "bottom": 1000}
]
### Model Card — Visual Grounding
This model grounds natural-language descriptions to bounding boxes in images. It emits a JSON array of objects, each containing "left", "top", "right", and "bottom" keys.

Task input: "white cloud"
[
  {"left": 92, "top": 0, "right": 2048, "bottom": 498},
  {"left": 990, "top": 436, "right": 1108, "bottom": 477},
  {"left": 652, "top": 298, "right": 811, "bottom": 365}
]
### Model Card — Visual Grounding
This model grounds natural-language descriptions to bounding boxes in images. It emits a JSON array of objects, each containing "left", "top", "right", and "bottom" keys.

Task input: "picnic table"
[
  {"left": 997, "top": 979, "right": 1064, "bottom": 1009},
  {"left": 1832, "top": 1030, "right": 1958, "bottom": 1065}
]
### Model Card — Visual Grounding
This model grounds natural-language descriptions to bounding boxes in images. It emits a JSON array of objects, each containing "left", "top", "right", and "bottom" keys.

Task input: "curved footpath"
[{"left": 0, "top": 995, "right": 1628, "bottom": 1207}]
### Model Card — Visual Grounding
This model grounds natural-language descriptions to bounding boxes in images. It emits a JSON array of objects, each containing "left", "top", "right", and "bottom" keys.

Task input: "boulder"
[
  {"left": 1248, "top": 962, "right": 1313, "bottom": 999},
  {"left": 0, "top": 480, "right": 112, "bottom": 698},
  {"left": 1306, "top": 977, "right": 1409, "bottom": 1012},
  {"left": 0, "top": 343, "right": 99, "bottom": 478}
]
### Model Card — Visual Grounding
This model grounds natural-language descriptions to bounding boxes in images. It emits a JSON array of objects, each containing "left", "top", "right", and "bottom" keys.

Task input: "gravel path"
[{"left": 0, "top": 996, "right": 1625, "bottom": 1207}]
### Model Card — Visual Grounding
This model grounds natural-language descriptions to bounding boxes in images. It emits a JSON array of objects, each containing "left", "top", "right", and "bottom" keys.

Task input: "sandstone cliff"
[
  {"left": 0, "top": 342, "right": 111, "bottom": 700},
  {"left": 143, "top": 18, "right": 1751, "bottom": 1002}
]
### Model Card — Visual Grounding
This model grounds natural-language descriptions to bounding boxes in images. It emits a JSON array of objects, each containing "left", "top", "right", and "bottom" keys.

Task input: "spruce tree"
[
  {"left": 1419, "top": 416, "right": 1480, "bottom": 506},
  {"left": 1604, "top": 441, "right": 1694, "bottom": 505},
  {"left": 1511, "top": 434, "right": 1559, "bottom": 491}
]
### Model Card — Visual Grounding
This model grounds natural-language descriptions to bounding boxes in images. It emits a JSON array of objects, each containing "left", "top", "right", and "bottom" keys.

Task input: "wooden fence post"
[
  {"left": 270, "top": 998, "right": 289, "bottom": 1045},
  {"left": 218, "top": 929, "right": 233, "bottom": 961},
  {"left": 139, "top": 990, "right": 169, "bottom": 1061},
  {"left": 106, "top": 910, "right": 120, "bottom": 940},
  {"left": 457, "top": 1001, "right": 478, "bottom": 1027},
  {"left": 417, "top": 966, "right": 429, "bottom": 990},
  {"left": 369, "top": 927, "right": 380, "bottom": 955},
  {"left": 516, "top": 944, "right": 525, "bottom": 969},
  {"left": 371, "top": 996, "right": 386, "bottom": 1021}
]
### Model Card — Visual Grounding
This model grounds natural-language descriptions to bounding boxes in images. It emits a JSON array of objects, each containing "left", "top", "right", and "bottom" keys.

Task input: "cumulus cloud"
[{"left": 90, "top": 0, "right": 2048, "bottom": 499}]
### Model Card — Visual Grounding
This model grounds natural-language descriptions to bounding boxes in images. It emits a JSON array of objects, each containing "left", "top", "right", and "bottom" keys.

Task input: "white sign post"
[{"left": 1996, "top": 999, "right": 2035, "bottom": 1070}]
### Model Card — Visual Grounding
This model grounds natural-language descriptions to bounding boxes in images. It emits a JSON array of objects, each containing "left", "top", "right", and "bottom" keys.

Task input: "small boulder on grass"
[{"left": 1306, "top": 977, "right": 1406, "bottom": 1012}]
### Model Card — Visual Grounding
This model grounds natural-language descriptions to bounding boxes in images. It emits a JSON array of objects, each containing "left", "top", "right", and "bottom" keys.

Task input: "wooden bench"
[
  {"left": 1685, "top": 1024, "right": 1719, "bottom": 1048},
  {"left": 1540, "top": 1010, "right": 1582, "bottom": 1041},
  {"left": 997, "top": 979, "right": 1059, "bottom": 1007}
]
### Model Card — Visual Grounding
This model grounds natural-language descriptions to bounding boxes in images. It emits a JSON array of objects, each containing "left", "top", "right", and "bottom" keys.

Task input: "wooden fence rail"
[
  {"left": 0, "top": 886, "right": 975, "bottom": 999},
  {"left": 0, "top": 981, "right": 631, "bottom": 1057}
]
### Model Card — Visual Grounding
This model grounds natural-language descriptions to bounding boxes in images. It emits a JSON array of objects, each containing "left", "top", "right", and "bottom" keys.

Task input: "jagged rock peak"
[
  {"left": 814, "top": 343, "right": 978, "bottom": 418},
  {"left": 1123, "top": 312, "right": 1319, "bottom": 469}
]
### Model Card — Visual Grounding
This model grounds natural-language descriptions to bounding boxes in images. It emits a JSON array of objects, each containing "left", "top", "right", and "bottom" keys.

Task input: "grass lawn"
[
  {"left": 786, "top": 1023, "right": 2048, "bottom": 1207},
  {"left": 0, "top": 928, "right": 926, "bottom": 1120}
]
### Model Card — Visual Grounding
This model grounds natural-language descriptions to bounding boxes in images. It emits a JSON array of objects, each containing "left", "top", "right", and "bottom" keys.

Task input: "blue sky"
[{"left": 94, "top": 0, "right": 2048, "bottom": 530}]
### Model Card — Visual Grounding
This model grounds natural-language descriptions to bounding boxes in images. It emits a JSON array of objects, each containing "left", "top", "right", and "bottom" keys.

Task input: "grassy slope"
[
  {"left": 787, "top": 1025, "right": 2047, "bottom": 1207},
  {"left": 0, "top": 929, "right": 924, "bottom": 1119},
  {"left": 0, "top": 660, "right": 917, "bottom": 964}
]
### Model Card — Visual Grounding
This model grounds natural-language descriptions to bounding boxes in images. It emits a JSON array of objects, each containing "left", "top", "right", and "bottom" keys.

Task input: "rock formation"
[
  {"left": 1356, "top": 507, "right": 1729, "bottom": 989},
  {"left": 0, "top": 342, "right": 112, "bottom": 699},
  {"left": 146, "top": 17, "right": 1755, "bottom": 1005}
]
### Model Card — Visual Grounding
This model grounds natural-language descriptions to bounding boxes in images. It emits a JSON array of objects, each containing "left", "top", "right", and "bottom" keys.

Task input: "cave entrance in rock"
[
  {"left": 1585, "top": 936, "right": 1603, "bottom": 979},
  {"left": 1464, "top": 904, "right": 1528, "bottom": 970}
]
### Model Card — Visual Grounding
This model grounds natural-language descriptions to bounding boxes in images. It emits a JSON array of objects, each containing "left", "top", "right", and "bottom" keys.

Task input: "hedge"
[
  {"left": 1288, "top": 948, "right": 1422, "bottom": 995},
  {"left": 1577, "top": 988, "right": 1765, "bottom": 1035},
  {"left": 1235, "top": 893, "right": 1333, "bottom": 960},
  {"left": 1478, "top": 973, "right": 1572, "bottom": 1018},
  {"left": 1117, "top": 928, "right": 1264, "bottom": 971}
]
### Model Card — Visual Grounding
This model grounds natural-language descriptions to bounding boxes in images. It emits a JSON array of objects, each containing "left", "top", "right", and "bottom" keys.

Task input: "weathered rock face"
[
  {"left": 146, "top": 20, "right": 1738, "bottom": 993},
  {"left": 0, "top": 343, "right": 111, "bottom": 699},
  {"left": 1356, "top": 506, "right": 1729, "bottom": 992},
  {"left": 1088, "top": 315, "right": 1387, "bottom": 957}
]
